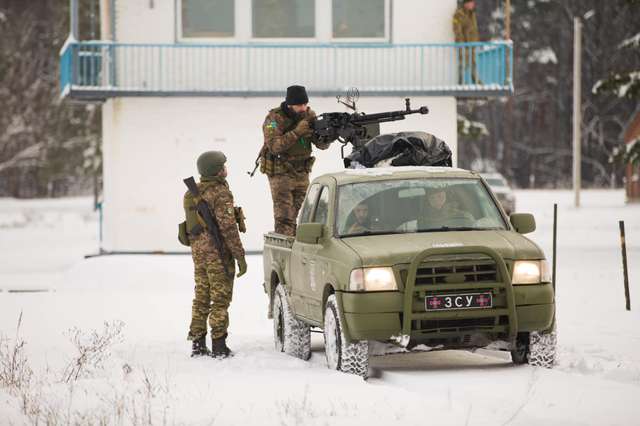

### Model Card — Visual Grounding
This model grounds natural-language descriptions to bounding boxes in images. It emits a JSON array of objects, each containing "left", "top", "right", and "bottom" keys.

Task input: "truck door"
[
  {"left": 302, "top": 185, "right": 332, "bottom": 323},
  {"left": 290, "top": 184, "right": 321, "bottom": 318}
]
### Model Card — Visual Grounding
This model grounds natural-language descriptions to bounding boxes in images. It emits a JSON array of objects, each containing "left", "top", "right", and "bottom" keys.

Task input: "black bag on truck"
[{"left": 344, "top": 131, "right": 452, "bottom": 169}]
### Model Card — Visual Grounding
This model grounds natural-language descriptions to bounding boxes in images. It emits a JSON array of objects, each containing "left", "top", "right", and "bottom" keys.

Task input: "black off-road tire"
[
  {"left": 510, "top": 330, "right": 557, "bottom": 368},
  {"left": 272, "top": 284, "right": 311, "bottom": 360},
  {"left": 323, "top": 295, "right": 369, "bottom": 379}
]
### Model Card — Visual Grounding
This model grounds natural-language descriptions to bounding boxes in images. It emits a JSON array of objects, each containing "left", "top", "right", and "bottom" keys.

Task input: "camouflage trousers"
[
  {"left": 187, "top": 234, "right": 235, "bottom": 341},
  {"left": 458, "top": 46, "right": 479, "bottom": 84},
  {"left": 268, "top": 173, "right": 310, "bottom": 237}
]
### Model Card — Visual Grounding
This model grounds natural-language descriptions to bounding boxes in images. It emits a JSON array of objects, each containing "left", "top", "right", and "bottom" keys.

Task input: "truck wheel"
[
  {"left": 272, "top": 284, "right": 311, "bottom": 360},
  {"left": 323, "top": 295, "right": 369, "bottom": 379},
  {"left": 510, "top": 330, "right": 557, "bottom": 368},
  {"left": 527, "top": 330, "right": 557, "bottom": 368}
]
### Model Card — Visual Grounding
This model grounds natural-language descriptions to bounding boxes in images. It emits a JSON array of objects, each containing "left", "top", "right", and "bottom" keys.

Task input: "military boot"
[
  {"left": 210, "top": 335, "right": 232, "bottom": 359},
  {"left": 191, "top": 336, "right": 210, "bottom": 357}
]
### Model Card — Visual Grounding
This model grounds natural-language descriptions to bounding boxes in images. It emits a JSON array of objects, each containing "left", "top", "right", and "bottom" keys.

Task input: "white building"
[{"left": 61, "top": 0, "right": 512, "bottom": 252}]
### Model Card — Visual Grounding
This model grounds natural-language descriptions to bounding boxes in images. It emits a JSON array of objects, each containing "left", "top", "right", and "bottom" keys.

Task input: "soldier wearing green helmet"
[{"left": 181, "top": 150, "right": 247, "bottom": 358}]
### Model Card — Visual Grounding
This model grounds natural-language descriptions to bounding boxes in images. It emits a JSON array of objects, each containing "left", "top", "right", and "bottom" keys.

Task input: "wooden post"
[
  {"left": 553, "top": 204, "right": 557, "bottom": 293},
  {"left": 620, "top": 221, "right": 631, "bottom": 311},
  {"left": 503, "top": 0, "right": 513, "bottom": 179},
  {"left": 505, "top": 0, "right": 511, "bottom": 40}
]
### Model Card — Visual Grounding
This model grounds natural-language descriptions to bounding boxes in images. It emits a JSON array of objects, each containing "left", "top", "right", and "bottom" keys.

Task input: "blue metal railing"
[{"left": 59, "top": 41, "right": 513, "bottom": 99}]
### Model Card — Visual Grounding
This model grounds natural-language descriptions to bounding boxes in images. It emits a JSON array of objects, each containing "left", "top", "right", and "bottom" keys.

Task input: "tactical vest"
[
  {"left": 178, "top": 179, "right": 246, "bottom": 246},
  {"left": 261, "top": 108, "right": 314, "bottom": 176}
]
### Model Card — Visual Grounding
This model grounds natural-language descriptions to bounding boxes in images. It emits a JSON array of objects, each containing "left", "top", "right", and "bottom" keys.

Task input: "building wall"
[
  {"left": 101, "top": 0, "right": 461, "bottom": 251},
  {"left": 113, "top": 0, "right": 458, "bottom": 44},
  {"left": 102, "top": 96, "right": 457, "bottom": 251}
]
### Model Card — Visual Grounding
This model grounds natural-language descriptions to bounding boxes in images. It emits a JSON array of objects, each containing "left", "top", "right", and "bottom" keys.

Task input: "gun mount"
[{"left": 313, "top": 97, "right": 429, "bottom": 157}]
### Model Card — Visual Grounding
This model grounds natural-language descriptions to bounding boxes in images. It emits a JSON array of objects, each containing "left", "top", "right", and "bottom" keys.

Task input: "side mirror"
[
  {"left": 296, "top": 223, "right": 324, "bottom": 244},
  {"left": 510, "top": 213, "right": 536, "bottom": 234}
]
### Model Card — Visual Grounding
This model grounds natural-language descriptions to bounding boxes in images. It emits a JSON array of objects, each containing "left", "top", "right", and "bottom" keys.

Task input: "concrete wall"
[
  {"left": 113, "top": 0, "right": 458, "bottom": 44},
  {"left": 101, "top": 0, "right": 460, "bottom": 251},
  {"left": 102, "top": 96, "right": 457, "bottom": 251}
]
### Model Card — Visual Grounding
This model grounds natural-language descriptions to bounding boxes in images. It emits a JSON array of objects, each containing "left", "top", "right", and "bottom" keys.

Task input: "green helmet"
[{"left": 197, "top": 151, "right": 227, "bottom": 177}]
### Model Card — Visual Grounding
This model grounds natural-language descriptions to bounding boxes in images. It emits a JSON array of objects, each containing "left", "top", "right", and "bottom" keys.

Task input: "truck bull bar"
[{"left": 401, "top": 246, "right": 518, "bottom": 345}]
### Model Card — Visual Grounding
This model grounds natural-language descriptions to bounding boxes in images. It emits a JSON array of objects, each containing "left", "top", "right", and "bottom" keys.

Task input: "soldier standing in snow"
[
  {"left": 182, "top": 151, "right": 247, "bottom": 358},
  {"left": 453, "top": 0, "right": 481, "bottom": 84},
  {"left": 260, "top": 85, "right": 331, "bottom": 236}
]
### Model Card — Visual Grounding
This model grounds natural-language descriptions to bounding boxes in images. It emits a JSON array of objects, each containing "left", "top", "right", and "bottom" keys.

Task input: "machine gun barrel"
[{"left": 350, "top": 106, "right": 429, "bottom": 125}]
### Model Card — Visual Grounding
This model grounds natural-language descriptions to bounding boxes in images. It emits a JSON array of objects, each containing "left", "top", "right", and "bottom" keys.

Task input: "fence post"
[{"left": 620, "top": 221, "right": 631, "bottom": 311}]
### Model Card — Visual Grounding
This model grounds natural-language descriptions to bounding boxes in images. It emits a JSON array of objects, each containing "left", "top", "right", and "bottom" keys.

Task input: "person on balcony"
[
  {"left": 453, "top": 0, "right": 481, "bottom": 84},
  {"left": 260, "top": 85, "right": 332, "bottom": 236}
]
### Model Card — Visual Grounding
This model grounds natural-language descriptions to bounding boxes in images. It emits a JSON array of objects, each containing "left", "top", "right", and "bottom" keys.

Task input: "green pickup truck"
[{"left": 262, "top": 166, "right": 556, "bottom": 378}]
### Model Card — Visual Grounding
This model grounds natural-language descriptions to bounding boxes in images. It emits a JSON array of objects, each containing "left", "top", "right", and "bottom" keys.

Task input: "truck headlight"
[
  {"left": 512, "top": 260, "right": 551, "bottom": 285},
  {"left": 349, "top": 267, "right": 398, "bottom": 292}
]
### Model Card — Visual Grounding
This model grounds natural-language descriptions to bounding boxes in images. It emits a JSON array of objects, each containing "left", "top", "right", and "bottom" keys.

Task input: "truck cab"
[{"left": 263, "top": 166, "right": 556, "bottom": 378}]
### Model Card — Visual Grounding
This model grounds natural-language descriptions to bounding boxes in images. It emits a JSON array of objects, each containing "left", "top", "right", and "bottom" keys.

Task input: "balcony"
[{"left": 60, "top": 41, "right": 513, "bottom": 101}]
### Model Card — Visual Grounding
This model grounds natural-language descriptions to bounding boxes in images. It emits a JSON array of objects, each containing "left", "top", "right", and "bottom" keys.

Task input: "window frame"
[
  {"left": 249, "top": 0, "right": 318, "bottom": 42},
  {"left": 312, "top": 185, "right": 330, "bottom": 225},
  {"left": 298, "top": 183, "right": 322, "bottom": 225},
  {"left": 176, "top": 0, "right": 391, "bottom": 44},
  {"left": 330, "top": 0, "right": 391, "bottom": 44},
  {"left": 177, "top": 0, "right": 239, "bottom": 42}
]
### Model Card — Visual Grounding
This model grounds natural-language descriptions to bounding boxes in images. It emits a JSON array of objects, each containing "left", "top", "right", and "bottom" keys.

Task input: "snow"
[
  {"left": 620, "top": 33, "right": 640, "bottom": 49},
  {"left": 527, "top": 47, "right": 558, "bottom": 65},
  {"left": 1, "top": 190, "right": 639, "bottom": 424}
]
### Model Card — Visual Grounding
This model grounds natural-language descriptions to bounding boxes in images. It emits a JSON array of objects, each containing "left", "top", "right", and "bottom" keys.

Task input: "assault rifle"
[
  {"left": 183, "top": 177, "right": 233, "bottom": 279},
  {"left": 313, "top": 97, "right": 429, "bottom": 157}
]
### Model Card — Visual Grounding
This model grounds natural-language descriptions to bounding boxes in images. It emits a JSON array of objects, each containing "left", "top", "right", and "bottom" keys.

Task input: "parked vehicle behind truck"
[{"left": 262, "top": 166, "right": 556, "bottom": 378}]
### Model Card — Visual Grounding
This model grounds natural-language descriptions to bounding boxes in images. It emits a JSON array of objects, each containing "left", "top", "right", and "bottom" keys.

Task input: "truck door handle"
[{"left": 301, "top": 256, "right": 308, "bottom": 265}]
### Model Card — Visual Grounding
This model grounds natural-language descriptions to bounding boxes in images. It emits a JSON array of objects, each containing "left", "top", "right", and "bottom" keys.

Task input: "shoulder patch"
[{"left": 266, "top": 120, "right": 278, "bottom": 130}]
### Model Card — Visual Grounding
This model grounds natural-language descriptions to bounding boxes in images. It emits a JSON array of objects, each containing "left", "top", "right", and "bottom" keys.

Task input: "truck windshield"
[{"left": 337, "top": 178, "right": 507, "bottom": 237}]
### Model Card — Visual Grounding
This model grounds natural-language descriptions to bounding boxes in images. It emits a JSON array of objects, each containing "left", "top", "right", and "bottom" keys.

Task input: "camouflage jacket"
[
  {"left": 453, "top": 7, "right": 479, "bottom": 42},
  {"left": 262, "top": 102, "right": 330, "bottom": 163},
  {"left": 184, "top": 176, "right": 245, "bottom": 260}
]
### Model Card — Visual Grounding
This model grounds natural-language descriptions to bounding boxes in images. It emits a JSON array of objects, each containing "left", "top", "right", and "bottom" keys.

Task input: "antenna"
[{"left": 337, "top": 87, "right": 360, "bottom": 111}]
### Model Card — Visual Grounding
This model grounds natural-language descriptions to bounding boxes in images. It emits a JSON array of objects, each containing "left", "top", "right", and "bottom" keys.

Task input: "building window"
[
  {"left": 252, "top": 0, "right": 315, "bottom": 38},
  {"left": 333, "top": 0, "right": 385, "bottom": 39},
  {"left": 181, "top": 0, "right": 235, "bottom": 38}
]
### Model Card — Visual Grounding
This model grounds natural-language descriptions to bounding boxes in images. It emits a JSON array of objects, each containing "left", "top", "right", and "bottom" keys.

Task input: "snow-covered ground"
[{"left": 0, "top": 190, "right": 639, "bottom": 425}]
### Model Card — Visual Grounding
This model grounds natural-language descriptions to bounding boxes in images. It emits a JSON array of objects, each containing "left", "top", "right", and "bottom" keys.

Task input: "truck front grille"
[{"left": 414, "top": 258, "right": 498, "bottom": 285}]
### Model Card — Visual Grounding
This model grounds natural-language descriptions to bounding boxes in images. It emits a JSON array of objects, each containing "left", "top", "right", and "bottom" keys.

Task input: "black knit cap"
[{"left": 285, "top": 85, "right": 309, "bottom": 105}]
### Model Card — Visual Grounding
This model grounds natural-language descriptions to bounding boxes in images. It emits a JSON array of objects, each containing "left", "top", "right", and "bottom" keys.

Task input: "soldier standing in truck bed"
[{"left": 260, "top": 85, "right": 331, "bottom": 236}]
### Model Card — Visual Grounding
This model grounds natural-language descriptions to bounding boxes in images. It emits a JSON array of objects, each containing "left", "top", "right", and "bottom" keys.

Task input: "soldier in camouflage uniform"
[
  {"left": 183, "top": 151, "right": 247, "bottom": 358},
  {"left": 453, "top": 0, "right": 480, "bottom": 84},
  {"left": 260, "top": 85, "right": 331, "bottom": 236}
]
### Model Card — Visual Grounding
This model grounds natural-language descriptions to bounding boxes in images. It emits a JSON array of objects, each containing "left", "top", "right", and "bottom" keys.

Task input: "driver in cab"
[
  {"left": 347, "top": 202, "right": 371, "bottom": 235},
  {"left": 418, "top": 187, "right": 474, "bottom": 230}
]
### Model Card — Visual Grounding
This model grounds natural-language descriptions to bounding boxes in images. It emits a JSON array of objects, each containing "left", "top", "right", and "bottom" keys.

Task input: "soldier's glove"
[
  {"left": 236, "top": 256, "right": 248, "bottom": 278},
  {"left": 234, "top": 206, "right": 247, "bottom": 233},
  {"left": 293, "top": 120, "right": 313, "bottom": 138}
]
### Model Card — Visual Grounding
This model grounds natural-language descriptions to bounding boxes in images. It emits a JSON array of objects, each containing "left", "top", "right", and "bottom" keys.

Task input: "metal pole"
[
  {"left": 553, "top": 203, "right": 557, "bottom": 293},
  {"left": 620, "top": 221, "right": 631, "bottom": 311},
  {"left": 70, "top": 0, "right": 79, "bottom": 39},
  {"left": 573, "top": 18, "right": 582, "bottom": 208}
]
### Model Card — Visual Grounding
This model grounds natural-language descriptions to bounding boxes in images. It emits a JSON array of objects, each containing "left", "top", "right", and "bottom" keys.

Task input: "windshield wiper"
[
  {"left": 341, "top": 230, "right": 402, "bottom": 238},
  {"left": 417, "top": 227, "right": 493, "bottom": 233}
]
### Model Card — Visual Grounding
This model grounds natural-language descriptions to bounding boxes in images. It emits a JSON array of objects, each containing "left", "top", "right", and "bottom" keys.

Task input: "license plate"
[{"left": 425, "top": 292, "right": 493, "bottom": 311}]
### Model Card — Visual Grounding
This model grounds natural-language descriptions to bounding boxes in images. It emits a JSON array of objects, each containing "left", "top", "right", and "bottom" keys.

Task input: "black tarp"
[{"left": 344, "top": 131, "right": 452, "bottom": 168}]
